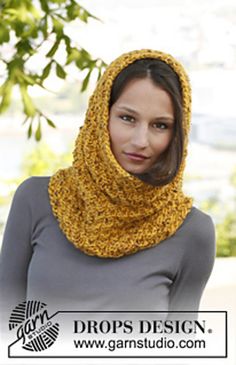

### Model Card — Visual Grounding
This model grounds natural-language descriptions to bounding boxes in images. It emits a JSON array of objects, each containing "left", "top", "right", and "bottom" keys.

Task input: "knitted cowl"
[{"left": 48, "top": 49, "right": 193, "bottom": 258}]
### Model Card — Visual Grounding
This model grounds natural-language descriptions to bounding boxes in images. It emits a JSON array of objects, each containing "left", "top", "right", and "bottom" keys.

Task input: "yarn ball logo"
[{"left": 9, "top": 301, "right": 59, "bottom": 352}]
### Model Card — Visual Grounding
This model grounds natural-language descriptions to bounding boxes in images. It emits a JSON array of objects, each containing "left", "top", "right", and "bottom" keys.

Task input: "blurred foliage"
[
  {"left": 0, "top": 141, "right": 73, "bottom": 236},
  {"left": 0, "top": 0, "right": 106, "bottom": 140},
  {"left": 21, "top": 141, "right": 73, "bottom": 176},
  {"left": 4, "top": 80, "right": 88, "bottom": 116},
  {"left": 216, "top": 212, "right": 236, "bottom": 257},
  {"left": 230, "top": 167, "right": 236, "bottom": 188},
  {"left": 215, "top": 167, "right": 236, "bottom": 256},
  {"left": 200, "top": 195, "right": 219, "bottom": 213},
  {"left": 200, "top": 167, "right": 236, "bottom": 257}
]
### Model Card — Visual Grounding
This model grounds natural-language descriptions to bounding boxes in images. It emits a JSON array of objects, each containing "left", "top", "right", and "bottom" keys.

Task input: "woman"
[{"left": 0, "top": 49, "right": 215, "bottom": 316}]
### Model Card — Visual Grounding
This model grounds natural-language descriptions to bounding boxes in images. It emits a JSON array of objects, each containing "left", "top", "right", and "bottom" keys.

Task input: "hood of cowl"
[{"left": 48, "top": 49, "right": 193, "bottom": 258}]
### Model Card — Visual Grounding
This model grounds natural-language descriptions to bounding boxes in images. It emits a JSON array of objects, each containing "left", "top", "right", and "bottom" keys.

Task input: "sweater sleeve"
[
  {"left": 0, "top": 178, "right": 34, "bottom": 314},
  {"left": 168, "top": 212, "right": 216, "bottom": 317}
]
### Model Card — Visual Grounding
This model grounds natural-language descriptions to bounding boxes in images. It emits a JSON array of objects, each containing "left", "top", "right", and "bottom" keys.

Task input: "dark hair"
[{"left": 109, "top": 58, "right": 184, "bottom": 186}]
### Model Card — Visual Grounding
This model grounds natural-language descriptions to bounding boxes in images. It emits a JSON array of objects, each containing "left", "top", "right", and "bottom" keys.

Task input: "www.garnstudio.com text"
[{"left": 73, "top": 337, "right": 206, "bottom": 351}]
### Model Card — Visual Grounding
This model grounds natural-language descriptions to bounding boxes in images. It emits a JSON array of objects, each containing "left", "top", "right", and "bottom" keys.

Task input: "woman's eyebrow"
[
  {"left": 116, "top": 105, "right": 174, "bottom": 122},
  {"left": 116, "top": 105, "right": 139, "bottom": 115}
]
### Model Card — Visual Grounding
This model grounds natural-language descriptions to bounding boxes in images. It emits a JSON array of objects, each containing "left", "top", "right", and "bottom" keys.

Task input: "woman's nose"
[{"left": 130, "top": 125, "right": 149, "bottom": 148}]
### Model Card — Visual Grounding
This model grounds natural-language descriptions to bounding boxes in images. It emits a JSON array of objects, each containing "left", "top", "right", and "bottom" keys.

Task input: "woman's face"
[{"left": 108, "top": 77, "right": 175, "bottom": 174}]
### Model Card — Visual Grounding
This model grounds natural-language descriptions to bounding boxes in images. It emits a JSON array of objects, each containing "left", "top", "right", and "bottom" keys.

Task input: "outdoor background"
[{"left": 0, "top": 1, "right": 236, "bottom": 364}]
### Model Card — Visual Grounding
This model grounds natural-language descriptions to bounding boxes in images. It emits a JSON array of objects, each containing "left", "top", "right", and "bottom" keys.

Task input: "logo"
[{"left": 9, "top": 301, "right": 59, "bottom": 352}]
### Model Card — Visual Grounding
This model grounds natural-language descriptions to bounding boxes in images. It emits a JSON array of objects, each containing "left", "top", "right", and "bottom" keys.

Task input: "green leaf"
[
  {"left": 81, "top": 69, "right": 92, "bottom": 92},
  {"left": 75, "top": 56, "right": 88, "bottom": 70},
  {"left": 40, "top": 15, "right": 48, "bottom": 38},
  {"left": 22, "top": 115, "right": 30, "bottom": 125},
  {"left": 66, "top": 47, "right": 80, "bottom": 65},
  {"left": 66, "top": 3, "right": 100, "bottom": 23},
  {"left": 46, "top": 118, "right": 56, "bottom": 128},
  {"left": 46, "top": 38, "right": 60, "bottom": 58},
  {"left": 82, "top": 9, "right": 100, "bottom": 23},
  {"left": 63, "top": 35, "right": 71, "bottom": 53},
  {"left": 50, "top": 0, "right": 66, "bottom": 3},
  {"left": 41, "top": 61, "right": 53, "bottom": 80},
  {"left": 0, "top": 80, "right": 13, "bottom": 113},
  {"left": 16, "top": 39, "right": 32, "bottom": 53},
  {"left": 14, "top": 22, "right": 25, "bottom": 37},
  {"left": 30, "top": 26, "right": 39, "bottom": 39},
  {"left": 39, "top": 0, "right": 49, "bottom": 13},
  {"left": 35, "top": 121, "right": 42, "bottom": 141},
  {"left": 0, "top": 24, "right": 10, "bottom": 44},
  {"left": 55, "top": 14, "right": 67, "bottom": 22},
  {"left": 87, "top": 12, "right": 101, "bottom": 22},
  {"left": 27, "top": 122, "right": 32, "bottom": 139},
  {"left": 81, "top": 6, "right": 101, "bottom": 22},
  {"left": 66, "top": 3, "right": 81, "bottom": 20},
  {"left": 79, "top": 9, "right": 90, "bottom": 23},
  {"left": 97, "top": 67, "right": 102, "bottom": 81},
  {"left": 8, "top": 58, "right": 24, "bottom": 73},
  {"left": 52, "top": 17, "right": 63, "bottom": 36},
  {"left": 26, "top": 3, "right": 41, "bottom": 20},
  {"left": 80, "top": 48, "right": 91, "bottom": 58},
  {"left": 20, "top": 84, "right": 36, "bottom": 117},
  {"left": 4, "top": 8, "right": 18, "bottom": 17},
  {"left": 56, "top": 62, "right": 66, "bottom": 79},
  {"left": 96, "top": 61, "right": 107, "bottom": 81},
  {"left": 20, "top": 73, "right": 36, "bottom": 86},
  {"left": 17, "top": 4, "right": 29, "bottom": 22},
  {"left": 75, "top": 48, "right": 92, "bottom": 70}
]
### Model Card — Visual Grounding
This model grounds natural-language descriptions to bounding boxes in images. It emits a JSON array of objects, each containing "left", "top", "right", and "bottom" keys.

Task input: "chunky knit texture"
[{"left": 48, "top": 49, "right": 193, "bottom": 258}]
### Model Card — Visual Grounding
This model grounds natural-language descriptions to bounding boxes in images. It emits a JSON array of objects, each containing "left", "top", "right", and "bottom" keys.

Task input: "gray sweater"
[{"left": 0, "top": 177, "right": 215, "bottom": 316}]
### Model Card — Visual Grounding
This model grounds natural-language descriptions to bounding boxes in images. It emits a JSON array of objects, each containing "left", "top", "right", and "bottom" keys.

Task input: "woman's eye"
[
  {"left": 120, "top": 115, "right": 135, "bottom": 122},
  {"left": 153, "top": 122, "right": 168, "bottom": 129}
]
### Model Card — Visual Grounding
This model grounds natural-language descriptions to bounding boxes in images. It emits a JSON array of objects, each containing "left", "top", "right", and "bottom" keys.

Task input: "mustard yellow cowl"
[{"left": 48, "top": 49, "right": 193, "bottom": 258}]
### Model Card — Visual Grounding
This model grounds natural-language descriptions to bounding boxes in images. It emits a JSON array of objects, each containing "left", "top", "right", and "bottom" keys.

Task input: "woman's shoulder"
[
  {"left": 13, "top": 176, "right": 51, "bottom": 210},
  {"left": 15, "top": 176, "right": 50, "bottom": 195},
  {"left": 185, "top": 206, "right": 214, "bottom": 231},
  {"left": 179, "top": 206, "right": 215, "bottom": 251}
]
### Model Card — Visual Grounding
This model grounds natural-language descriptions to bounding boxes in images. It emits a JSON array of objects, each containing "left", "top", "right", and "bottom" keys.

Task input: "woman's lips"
[{"left": 124, "top": 152, "right": 149, "bottom": 161}]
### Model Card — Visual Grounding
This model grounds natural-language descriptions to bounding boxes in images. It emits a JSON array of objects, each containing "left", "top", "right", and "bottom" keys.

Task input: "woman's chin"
[{"left": 124, "top": 166, "right": 149, "bottom": 175}]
